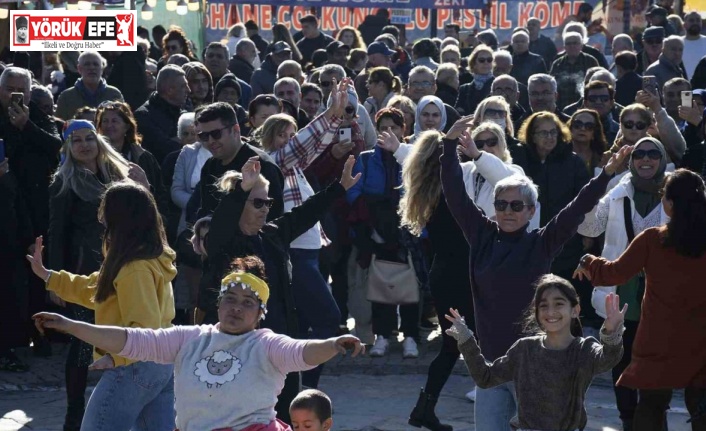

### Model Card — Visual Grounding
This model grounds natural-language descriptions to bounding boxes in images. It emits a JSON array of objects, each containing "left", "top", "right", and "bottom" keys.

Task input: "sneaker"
[
  {"left": 465, "top": 387, "right": 476, "bottom": 403},
  {"left": 402, "top": 337, "right": 419, "bottom": 359},
  {"left": 369, "top": 336, "right": 389, "bottom": 357}
]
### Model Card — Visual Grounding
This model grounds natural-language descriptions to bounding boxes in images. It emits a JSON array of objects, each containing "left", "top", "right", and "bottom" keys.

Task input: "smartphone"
[
  {"left": 642, "top": 76, "right": 658, "bottom": 96},
  {"left": 0, "top": 139, "right": 5, "bottom": 163},
  {"left": 682, "top": 90, "right": 693, "bottom": 107},
  {"left": 339, "top": 127, "right": 352, "bottom": 142},
  {"left": 11, "top": 92, "right": 24, "bottom": 107}
]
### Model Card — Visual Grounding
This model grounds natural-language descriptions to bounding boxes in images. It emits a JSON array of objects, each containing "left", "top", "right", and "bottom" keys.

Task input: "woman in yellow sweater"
[{"left": 27, "top": 181, "right": 177, "bottom": 431}]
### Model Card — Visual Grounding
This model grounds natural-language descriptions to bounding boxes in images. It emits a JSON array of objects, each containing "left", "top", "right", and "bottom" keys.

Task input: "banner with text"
[
  {"left": 217, "top": 0, "right": 485, "bottom": 10},
  {"left": 204, "top": 1, "right": 600, "bottom": 48}
]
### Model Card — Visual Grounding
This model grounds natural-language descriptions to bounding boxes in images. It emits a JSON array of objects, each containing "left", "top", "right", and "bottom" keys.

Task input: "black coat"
[
  {"left": 134, "top": 92, "right": 185, "bottom": 164},
  {"left": 615, "top": 71, "right": 642, "bottom": 108},
  {"left": 201, "top": 181, "right": 346, "bottom": 334},
  {"left": 107, "top": 50, "right": 149, "bottom": 112},
  {"left": 454, "top": 78, "right": 494, "bottom": 116},
  {"left": 435, "top": 82, "right": 459, "bottom": 108},
  {"left": 530, "top": 34, "right": 558, "bottom": 71},
  {"left": 249, "top": 34, "right": 270, "bottom": 62},
  {"left": 510, "top": 51, "right": 547, "bottom": 87},
  {"left": 0, "top": 101, "right": 62, "bottom": 237},
  {"left": 228, "top": 55, "right": 256, "bottom": 85}
]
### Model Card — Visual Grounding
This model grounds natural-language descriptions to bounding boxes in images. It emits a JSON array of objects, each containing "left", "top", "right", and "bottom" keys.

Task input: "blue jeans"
[
  {"left": 474, "top": 381, "right": 517, "bottom": 431},
  {"left": 290, "top": 248, "right": 341, "bottom": 388},
  {"left": 81, "top": 361, "right": 175, "bottom": 431}
]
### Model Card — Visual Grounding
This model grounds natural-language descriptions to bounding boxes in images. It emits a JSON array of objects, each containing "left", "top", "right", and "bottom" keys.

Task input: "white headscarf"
[{"left": 413, "top": 95, "right": 447, "bottom": 136}]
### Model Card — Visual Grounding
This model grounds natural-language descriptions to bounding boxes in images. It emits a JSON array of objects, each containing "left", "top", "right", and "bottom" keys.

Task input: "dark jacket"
[
  {"left": 444, "top": 104, "right": 461, "bottom": 133},
  {"left": 550, "top": 53, "right": 599, "bottom": 111},
  {"left": 201, "top": 181, "right": 347, "bottom": 334},
  {"left": 107, "top": 49, "right": 150, "bottom": 112},
  {"left": 510, "top": 51, "right": 547, "bottom": 87},
  {"left": 228, "top": 54, "right": 256, "bottom": 85},
  {"left": 645, "top": 54, "right": 688, "bottom": 89},
  {"left": 296, "top": 33, "right": 336, "bottom": 65},
  {"left": 615, "top": 71, "right": 643, "bottom": 107},
  {"left": 435, "top": 82, "right": 459, "bottom": 107},
  {"left": 691, "top": 55, "right": 706, "bottom": 90},
  {"left": 511, "top": 103, "right": 529, "bottom": 134},
  {"left": 357, "top": 14, "right": 389, "bottom": 46},
  {"left": 47, "top": 178, "right": 104, "bottom": 275},
  {"left": 530, "top": 34, "right": 558, "bottom": 71},
  {"left": 455, "top": 78, "right": 494, "bottom": 116},
  {"left": 441, "top": 137, "right": 609, "bottom": 360},
  {"left": 0, "top": 101, "right": 62, "bottom": 237},
  {"left": 123, "top": 144, "right": 170, "bottom": 222},
  {"left": 250, "top": 56, "right": 279, "bottom": 98},
  {"left": 134, "top": 92, "right": 184, "bottom": 164},
  {"left": 249, "top": 34, "right": 270, "bottom": 62}
]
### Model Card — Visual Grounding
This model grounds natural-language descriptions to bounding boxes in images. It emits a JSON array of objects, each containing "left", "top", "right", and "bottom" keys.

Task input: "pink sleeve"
[
  {"left": 262, "top": 332, "right": 315, "bottom": 374},
  {"left": 118, "top": 325, "right": 207, "bottom": 364}
]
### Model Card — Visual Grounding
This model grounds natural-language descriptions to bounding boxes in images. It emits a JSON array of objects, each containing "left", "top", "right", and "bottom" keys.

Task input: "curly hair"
[
  {"left": 162, "top": 27, "right": 195, "bottom": 60},
  {"left": 517, "top": 111, "right": 572, "bottom": 154},
  {"left": 337, "top": 26, "right": 365, "bottom": 50},
  {"left": 399, "top": 130, "right": 443, "bottom": 236}
]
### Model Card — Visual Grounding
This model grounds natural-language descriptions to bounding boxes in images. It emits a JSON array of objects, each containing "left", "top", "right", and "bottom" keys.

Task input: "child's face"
[
  {"left": 537, "top": 287, "right": 580, "bottom": 335},
  {"left": 290, "top": 409, "right": 332, "bottom": 431}
]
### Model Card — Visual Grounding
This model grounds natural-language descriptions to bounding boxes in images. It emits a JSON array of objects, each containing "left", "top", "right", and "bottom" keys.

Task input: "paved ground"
[{"left": 0, "top": 334, "right": 692, "bottom": 430}]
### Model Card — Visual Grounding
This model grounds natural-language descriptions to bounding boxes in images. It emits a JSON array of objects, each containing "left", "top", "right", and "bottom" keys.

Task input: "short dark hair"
[
  {"left": 583, "top": 80, "right": 615, "bottom": 101},
  {"left": 413, "top": 38, "right": 438, "bottom": 59},
  {"left": 290, "top": 389, "right": 332, "bottom": 421},
  {"left": 578, "top": 3, "right": 593, "bottom": 13},
  {"left": 247, "top": 94, "right": 283, "bottom": 120},
  {"left": 301, "top": 83, "right": 323, "bottom": 100},
  {"left": 137, "top": 25, "right": 149, "bottom": 39},
  {"left": 614, "top": 51, "right": 637, "bottom": 71},
  {"left": 244, "top": 20, "right": 258, "bottom": 31},
  {"left": 196, "top": 102, "right": 237, "bottom": 125},
  {"left": 375, "top": 107, "right": 406, "bottom": 132},
  {"left": 445, "top": 23, "right": 460, "bottom": 33},
  {"left": 382, "top": 25, "right": 400, "bottom": 41},
  {"left": 301, "top": 15, "right": 318, "bottom": 26}
]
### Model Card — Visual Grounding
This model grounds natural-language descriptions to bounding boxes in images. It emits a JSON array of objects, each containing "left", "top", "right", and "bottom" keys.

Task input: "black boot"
[
  {"left": 621, "top": 419, "right": 633, "bottom": 431},
  {"left": 63, "top": 366, "right": 87, "bottom": 431},
  {"left": 408, "top": 389, "right": 453, "bottom": 431}
]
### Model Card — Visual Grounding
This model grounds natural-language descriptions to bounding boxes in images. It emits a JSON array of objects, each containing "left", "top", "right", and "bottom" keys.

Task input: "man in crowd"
[
  {"left": 645, "top": 35, "right": 686, "bottom": 89},
  {"left": 300, "top": 83, "right": 324, "bottom": 119},
  {"left": 527, "top": 17, "right": 557, "bottom": 70},
  {"left": 434, "top": 63, "right": 460, "bottom": 107},
  {"left": 528, "top": 73, "right": 570, "bottom": 123},
  {"left": 583, "top": 81, "right": 620, "bottom": 144},
  {"left": 134, "top": 64, "right": 188, "bottom": 163},
  {"left": 297, "top": 15, "right": 335, "bottom": 65},
  {"left": 319, "top": 64, "right": 347, "bottom": 103},
  {"left": 681, "top": 12, "right": 706, "bottom": 80},
  {"left": 615, "top": 51, "right": 642, "bottom": 107},
  {"left": 228, "top": 38, "right": 257, "bottom": 85},
  {"left": 204, "top": 42, "right": 252, "bottom": 107},
  {"left": 662, "top": 77, "right": 692, "bottom": 127},
  {"left": 55, "top": 51, "right": 124, "bottom": 120},
  {"left": 550, "top": 32, "right": 599, "bottom": 111},
  {"left": 411, "top": 38, "right": 439, "bottom": 72},
  {"left": 245, "top": 20, "right": 270, "bottom": 62},
  {"left": 637, "top": 27, "right": 665, "bottom": 74},
  {"left": 326, "top": 41, "right": 356, "bottom": 78},
  {"left": 492, "top": 74, "right": 528, "bottom": 132},
  {"left": 510, "top": 30, "right": 547, "bottom": 87},
  {"left": 444, "top": 23, "right": 460, "bottom": 40},
  {"left": 251, "top": 41, "right": 292, "bottom": 98},
  {"left": 274, "top": 77, "right": 310, "bottom": 128},
  {"left": 354, "top": 41, "right": 395, "bottom": 101}
]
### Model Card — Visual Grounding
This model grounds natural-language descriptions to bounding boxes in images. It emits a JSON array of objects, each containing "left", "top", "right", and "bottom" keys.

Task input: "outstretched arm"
[{"left": 34, "top": 313, "right": 127, "bottom": 354}]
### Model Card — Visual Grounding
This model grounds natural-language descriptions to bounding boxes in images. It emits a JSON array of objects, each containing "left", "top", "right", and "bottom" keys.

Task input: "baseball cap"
[
  {"left": 367, "top": 41, "right": 395, "bottom": 56},
  {"left": 326, "top": 40, "right": 350, "bottom": 55},
  {"left": 646, "top": 6, "right": 668, "bottom": 17},
  {"left": 269, "top": 41, "right": 292, "bottom": 55}
]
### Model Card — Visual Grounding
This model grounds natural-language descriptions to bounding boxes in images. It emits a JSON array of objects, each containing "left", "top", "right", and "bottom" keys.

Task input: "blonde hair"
[
  {"left": 471, "top": 121, "right": 512, "bottom": 163},
  {"left": 257, "top": 113, "right": 298, "bottom": 152},
  {"left": 399, "top": 130, "right": 444, "bottom": 236},
  {"left": 217, "top": 171, "right": 270, "bottom": 193},
  {"left": 472, "top": 96, "right": 514, "bottom": 136},
  {"left": 53, "top": 132, "right": 130, "bottom": 197},
  {"left": 387, "top": 94, "right": 417, "bottom": 113}
]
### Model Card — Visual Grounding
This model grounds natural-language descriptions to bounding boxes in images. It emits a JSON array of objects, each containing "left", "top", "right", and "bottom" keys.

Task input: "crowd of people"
[{"left": 1, "top": 5, "right": 706, "bottom": 431}]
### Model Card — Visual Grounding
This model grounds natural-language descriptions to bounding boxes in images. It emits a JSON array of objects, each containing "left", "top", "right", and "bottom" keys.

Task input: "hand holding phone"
[
  {"left": 681, "top": 90, "right": 693, "bottom": 107},
  {"left": 642, "top": 76, "right": 658, "bottom": 97},
  {"left": 11, "top": 92, "right": 24, "bottom": 107},
  {"left": 339, "top": 127, "right": 352, "bottom": 143}
]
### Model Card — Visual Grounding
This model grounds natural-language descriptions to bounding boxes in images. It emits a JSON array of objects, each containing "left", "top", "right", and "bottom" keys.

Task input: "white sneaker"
[
  {"left": 402, "top": 337, "right": 419, "bottom": 358},
  {"left": 465, "top": 387, "right": 476, "bottom": 402},
  {"left": 369, "top": 336, "right": 389, "bottom": 357}
]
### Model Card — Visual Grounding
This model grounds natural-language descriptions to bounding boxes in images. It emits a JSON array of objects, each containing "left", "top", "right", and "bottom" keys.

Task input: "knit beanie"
[{"left": 215, "top": 73, "right": 242, "bottom": 100}]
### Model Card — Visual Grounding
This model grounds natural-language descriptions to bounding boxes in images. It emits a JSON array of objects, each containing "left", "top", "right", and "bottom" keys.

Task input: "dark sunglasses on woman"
[
  {"left": 493, "top": 200, "right": 532, "bottom": 212},
  {"left": 249, "top": 198, "right": 275, "bottom": 209},
  {"left": 632, "top": 149, "right": 662, "bottom": 160},
  {"left": 475, "top": 137, "right": 499, "bottom": 149},
  {"left": 622, "top": 121, "right": 648, "bottom": 130},
  {"left": 571, "top": 120, "right": 596, "bottom": 131}
]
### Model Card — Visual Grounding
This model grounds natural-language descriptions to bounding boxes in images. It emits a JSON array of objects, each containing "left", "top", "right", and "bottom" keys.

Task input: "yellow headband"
[{"left": 220, "top": 272, "right": 270, "bottom": 314}]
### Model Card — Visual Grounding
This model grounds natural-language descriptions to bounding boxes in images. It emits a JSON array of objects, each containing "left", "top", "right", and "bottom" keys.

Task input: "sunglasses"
[
  {"left": 571, "top": 120, "right": 596, "bottom": 131},
  {"left": 197, "top": 125, "right": 233, "bottom": 141},
  {"left": 475, "top": 137, "right": 499, "bottom": 148},
  {"left": 494, "top": 200, "right": 532, "bottom": 212},
  {"left": 587, "top": 95, "right": 611, "bottom": 103},
  {"left": 248, "top": 198, "right": 275, "bottom": 209},
  {"left": 476, "top": 57, "right": 493, "bottom": 64},
  {"left": 345, "top": 106, "right": 356, "bottom": 115},
  {"left": 632, "top": 149, "right": 662, "bottom": 160},
  {"left": 484, "top": 108, "right": 506, "bottom": 118},
  {"left": 622, "top": 121, "right": 648, "bottom": 130},
  {"left": 166, "top": 44, "right": 181, "bottom": 52},
  {"left": 534, "top": 129, "right": 558, "bottom": 139}
]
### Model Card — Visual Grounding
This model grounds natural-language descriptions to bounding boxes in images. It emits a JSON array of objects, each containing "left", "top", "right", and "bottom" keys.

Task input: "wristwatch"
[{"left": 579, "top": 254, "right": 591, "bottom": 268}]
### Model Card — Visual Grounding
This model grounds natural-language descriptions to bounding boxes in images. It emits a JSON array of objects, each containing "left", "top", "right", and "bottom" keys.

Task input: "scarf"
[
  {"left": 71, "top": 167, "right": 111, "bottom": 203},
  {"left": 74, "top": 77, "right": 107, "bottom": 107},
  {"left": 629, "top": 137, "right": 667, "bottom": 217},
  {"left": 472, "top": 73, "right": 494, "bottom": 90},
  {"left": 413, "top": 95, "right": 447, "bottom": 136}
]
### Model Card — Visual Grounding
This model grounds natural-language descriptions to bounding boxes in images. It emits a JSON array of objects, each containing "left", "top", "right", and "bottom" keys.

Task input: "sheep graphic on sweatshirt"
[{"left": 194, "top": 350, "right": 242, "bottom": 388}]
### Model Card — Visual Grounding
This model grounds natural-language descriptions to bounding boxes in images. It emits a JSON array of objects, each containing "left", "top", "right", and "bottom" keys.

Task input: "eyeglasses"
[
  {"left": 475, "top": 137, "right": 499, "bottom": 148},
  {"left": 248, "top": 198, "right": 275, "bottom": 209},
  {"left": 98, "top": 101, "right": 123, "bottom": 109},
  {"left": 345, "top": 106, "right": 356, "bottom": 115},
  {"left": 622, "top": 121, "right": 648, "bottom": 130},
  {"left": 632, "top": 149, "right": 662, "bottom": 160},
  {"left": 197, "top": 125, "right": 233, "bottom": 141},
  {"left": 644, "top": 38, "right": 663, "bottom": 45},
  {"left": 571, "top": 120, "right": 596, "bottom": 130},
  {"left": 476, "top": 57, "right": 493, "bottom": 64},
  {"left": 319, "top": 81, "right": 333, "bottom": 88},
  {"left": 494, "top": 200, "right": 532, "bottom": 212},
  {"left": 534, "top": 129, "right": 558, "bottom": 138},
  {"left": 409, "top": 81, "right": 433, "bottom": 88},
  {"left": 587, "top": 95, "right": 611, "bottom": 103},
  {"left": 484, "top": 108, "right": 506, "bottom": 118}
]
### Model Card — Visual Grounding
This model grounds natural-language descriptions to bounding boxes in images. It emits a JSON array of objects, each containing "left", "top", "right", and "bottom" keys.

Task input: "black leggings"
[
  {"left": 613, "top": 320, "right": 639, "bottom": 421},
  {"left": 634, "top": 387, "right": 706, "bottom": 431},
  {"left": 423, "top": 267, "right": 474, "bottom": 397}
]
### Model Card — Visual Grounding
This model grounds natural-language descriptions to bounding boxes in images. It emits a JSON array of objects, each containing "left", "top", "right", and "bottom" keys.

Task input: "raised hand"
[
  {"left": 26, "top": 236, "right": 50, "bottom": 282},
  {"left": 377, "top": 129, "right": 401, "bottom": 153},
  {"left": 332, "top": 334, "right": 365, "bottom": 357},
  {"left": 33, "top": 312, "right": 73, "bottom": 336},
  {"left": 339, "top": 155, "right": 361, "bottom": 190},
  {"left": 603, "top": 292, "right": 627, "bottom": 334},
  {"left": 240, "top": 156, "right": 261, "bottom": 192},
  {"left": 604, "top": 145, "right": 633, "bottom": 176},
  {"left": 572, "top": 254, "right": 595, "bottom": 282},
  {"left": 457, "top": 130, "right": 481, "bottom": 159},
  {"left": 445, "top": 115, "right": 474, "bottom": 141},
  {"left": 444, "top": 308, "right": 474, "bottom": 344},
  {"left": 635, "top": 90, "right": 661, "bottom": 113},
  {"left": 331, "top": 140, "right": 355, "bottom": 160},
  {"left": 128, "top": 163, "right": 150, "bottom": 189}
]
